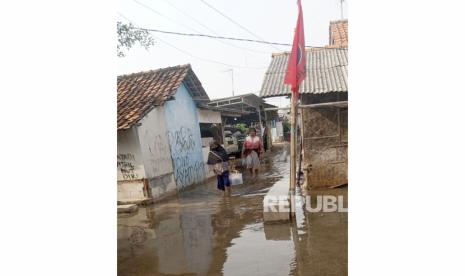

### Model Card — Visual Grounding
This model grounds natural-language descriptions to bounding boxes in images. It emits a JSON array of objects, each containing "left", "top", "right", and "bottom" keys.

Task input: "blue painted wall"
[{"left": 164, "top": 84, "right": 205, "bottom": 188}]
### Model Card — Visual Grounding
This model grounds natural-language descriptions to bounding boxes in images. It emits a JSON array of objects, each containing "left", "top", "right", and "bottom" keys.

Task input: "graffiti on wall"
[
  {"left": 147, "top": 133, "right": 171, "bottom": 175},
  {"left": 167, "top": 127, "right": 196, "bottom": 155},
  {"left": 148, "top": 134, "right": 169, "bottom": 156},
  {"left": 167, "top": 127, "right": 204, "bottom": 188},
  {"left": 117, "top": 153, "right": 138, "bottom": 180},
  {"left": 172, "top": 156, "right": 204, "bottom": 188}
]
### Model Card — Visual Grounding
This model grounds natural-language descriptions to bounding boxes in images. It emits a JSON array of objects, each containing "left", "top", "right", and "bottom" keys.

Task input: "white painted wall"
[
  {"left": 117, "top": 127, "right": 146, "bottom": 181},
  {"left": 150, "top": 173, "right": 176, "bottom": 198},
  {"left": 136, "top": 106, "right": 174, "bottom": 179},
  {"left": 274, "top": 121, "right": 284, "bottom": 141},
  {"left": 117, "top": 182, "right": 146, "bottom": 202},
  {"left": 198, "top": 108, "right": 222, "bottom": 178},
  {"left": 202, "top": 147, "right": 215, "bottom": 178},
  {"left": 164, "top": 85, "right": 206, "bottom": 188},
  {"left": 271, "top": 128, "right": 278, "bottom": 142},
  {"left": 136, "top": 105, "right": 178, "bottom": 199},
  {"left": 197, "top": 109, "right": 222, "bottom": 123}
]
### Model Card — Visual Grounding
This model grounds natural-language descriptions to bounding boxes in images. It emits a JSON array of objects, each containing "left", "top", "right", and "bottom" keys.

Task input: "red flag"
[{"left": 284, "top": 0, "right": 306, "bottom": 95}]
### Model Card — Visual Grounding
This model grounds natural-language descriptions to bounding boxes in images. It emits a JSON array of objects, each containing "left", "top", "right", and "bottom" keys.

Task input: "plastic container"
[{"left": 229, "top": 170, "right": 243, "bottom": 185}]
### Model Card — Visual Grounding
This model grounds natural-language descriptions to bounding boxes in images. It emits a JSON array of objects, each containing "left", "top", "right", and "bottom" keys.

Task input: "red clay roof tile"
[
  {"left": 117, "top": 64, "right": 209, "bottom": 130},
  {"left": 329, "top": 19, "right": 348, "bottom": 47}
]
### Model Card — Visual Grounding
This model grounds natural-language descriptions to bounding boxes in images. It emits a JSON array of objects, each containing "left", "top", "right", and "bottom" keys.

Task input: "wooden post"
[
  {"left": 263, "top": 105, "right": 269, "bottom": 151},
  {"left": 290, "top": 92, "right": 297, "bottom": 218},
  {"left": 257, "top": 105, "right": 263, "bottom": 138}
]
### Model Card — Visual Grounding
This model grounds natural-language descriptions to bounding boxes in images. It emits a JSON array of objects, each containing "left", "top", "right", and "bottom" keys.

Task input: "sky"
[{"left": 117, "top": 0, "right": 348, "bottom": 107}]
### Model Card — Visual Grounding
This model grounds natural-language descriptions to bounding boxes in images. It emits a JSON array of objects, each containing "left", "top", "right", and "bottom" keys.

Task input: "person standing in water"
[
  {"left": 207, "top": 140, "right": 232, "bottom": 196},
  {"left": 262, "top": 121, "right": 268, "bottom": 152},
  {"left": 241, "top": 127, "right": 264, "bottom": 177}
]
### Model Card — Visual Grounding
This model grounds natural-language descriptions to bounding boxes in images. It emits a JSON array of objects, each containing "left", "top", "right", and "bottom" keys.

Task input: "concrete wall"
[
  {"left": 198, "top": 108, "right": 223, "bottom": 178},
  {"left": 117, "top": 127, "right": 147, "bottom": 201},
  {"left": 301, "top": 101, "right": 348, "bottom": 188},
  {"left": 117, "top": 181, "right": 146, "bottom": 202},
  {"left": 117, "top": 127, "right": 146, "bottom": 181},
  {"left": 136, "top": 106, "right": 177, "bottom": 199},
  {"left": 202, "top": 147, "right": 215, "bottom": 178},
  {"left": 271, "top": 120, "right": 284, "bottom": 142},
  {"left": 164, "top": 84, "right": 206, "bottom": 188}
]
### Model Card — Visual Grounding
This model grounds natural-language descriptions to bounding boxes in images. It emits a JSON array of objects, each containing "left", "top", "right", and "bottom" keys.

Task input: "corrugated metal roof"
[{"left": 259, "top": 48, "right": 348, "bottom": 98}]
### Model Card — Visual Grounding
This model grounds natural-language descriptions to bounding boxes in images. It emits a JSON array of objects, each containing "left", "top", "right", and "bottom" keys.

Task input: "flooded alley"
[{"left": 117, "top": 144, "right": 347, "bottom": 276}]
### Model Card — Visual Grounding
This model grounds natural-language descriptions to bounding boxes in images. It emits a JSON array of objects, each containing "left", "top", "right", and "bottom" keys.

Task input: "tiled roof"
[
  {"left": 117, "top": 64, "right": 209, "bottom": 130},
  {"left": 259, "top": 48, "right": 348, "bottom": 98},
  {"left": 329, "top": 19, "right": 348, "bottom": 47}
]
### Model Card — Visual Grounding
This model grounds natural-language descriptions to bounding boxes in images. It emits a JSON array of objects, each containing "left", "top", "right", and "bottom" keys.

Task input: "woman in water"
[
  {"left": 241, "top": 127, "right": 264, "bottom": 177},
  {"left": 207, "top": 140, "right": 232, "bottom": 196}
]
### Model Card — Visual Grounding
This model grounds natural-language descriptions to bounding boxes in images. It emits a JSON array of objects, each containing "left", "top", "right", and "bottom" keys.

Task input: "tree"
[
  {"left": 234, "top": 123, "right": 248, "bottom": 134},
  {"left": 117, "top": 21, "right": 154, "bottom": 57}
]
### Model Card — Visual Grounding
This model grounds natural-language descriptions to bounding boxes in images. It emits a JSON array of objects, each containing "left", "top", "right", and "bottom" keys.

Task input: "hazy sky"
[{"left": 117, "top": 0, "right": 348, "bottom": 107}]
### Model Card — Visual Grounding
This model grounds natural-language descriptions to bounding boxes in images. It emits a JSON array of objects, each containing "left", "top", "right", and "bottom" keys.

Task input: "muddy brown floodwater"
[{"left": 118, "top": 143, "right": 347, "bottom": 276}]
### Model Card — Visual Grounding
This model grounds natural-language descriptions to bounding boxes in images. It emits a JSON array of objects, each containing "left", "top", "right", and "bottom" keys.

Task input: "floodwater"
[{"left": 117, "top": 144, "right": 347, "bottom": 276}]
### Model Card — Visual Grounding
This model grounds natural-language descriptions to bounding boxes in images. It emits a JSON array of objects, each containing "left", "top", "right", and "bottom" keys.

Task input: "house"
[
  {"left": 328, "top": 19, "right": 348, "bottom": 47},
  {"left": 259, "top": 20, "right": 348, "bottom": 188},
  {"left": 117, "top": 64, "right": 218, "bottom": 202}
]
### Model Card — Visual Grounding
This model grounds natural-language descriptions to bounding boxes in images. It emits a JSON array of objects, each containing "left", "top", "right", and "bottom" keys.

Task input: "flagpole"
[
  {"left": 285, "top": 0, "right": 305, "bottom": 220},
  {"left": 290, "top": 89, "right": 297, "bottom": 218}
]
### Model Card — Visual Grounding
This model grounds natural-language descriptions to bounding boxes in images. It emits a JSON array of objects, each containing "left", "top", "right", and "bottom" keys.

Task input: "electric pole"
[
  {"left": 340, "top": 0, "right": 344, "bottom": 19},
  {"left": 221, "top": 68, "right": 235, "bottom": 96}
]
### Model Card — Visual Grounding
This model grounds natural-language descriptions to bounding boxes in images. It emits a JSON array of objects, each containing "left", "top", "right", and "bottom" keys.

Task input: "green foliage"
[
  {"left": 234, "top": 123, "right": 248, "bottom": 133},
  {"left": 117, "top": 21, "right": 154, "bottom": 57}
]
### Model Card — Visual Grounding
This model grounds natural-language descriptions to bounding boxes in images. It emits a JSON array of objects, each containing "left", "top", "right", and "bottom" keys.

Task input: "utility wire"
[
  {"left": 152, "top": 35, "right": 266, "bottom": 69},
  {"left": 159, "top": 0, "right": 269, "bottom": 54},
  {"left": 118, "top": 13, "right": 267, "bottom": 70},
  {"left": 132, "top": 0, "right": 200, "bottom": 34},
  {"left": 133, "top": 27, "right": 347, "bottom": 50},
  {"left": 133, "top": 0, "right": 268, "bottom": 55},
  {"left": 199, "top": 0, "right": 282, "bottom": 51},
  {"left": 131, "top": 0, "right": 347, "bottom": 50}
]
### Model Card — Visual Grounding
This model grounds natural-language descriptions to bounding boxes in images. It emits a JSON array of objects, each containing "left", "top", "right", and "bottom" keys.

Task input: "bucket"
[{"left": 229, "top": 170, "right": 243, "bottom": 185}]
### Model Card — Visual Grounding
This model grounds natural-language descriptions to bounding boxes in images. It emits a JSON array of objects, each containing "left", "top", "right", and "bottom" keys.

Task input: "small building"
[
  {"left": 260, "top": 45, "right": 348, "bottom": 188},
  {"left": 207, "top": 93, "right": 279, "bottom": 151},
  {"left": 117, "top": 64, "right": 216, "bottom": 202}
]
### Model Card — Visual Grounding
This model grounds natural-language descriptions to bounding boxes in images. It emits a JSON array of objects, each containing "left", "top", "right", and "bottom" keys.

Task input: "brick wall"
[{"left": 329, "top": 19, "right": 348, "bottom": 47}]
